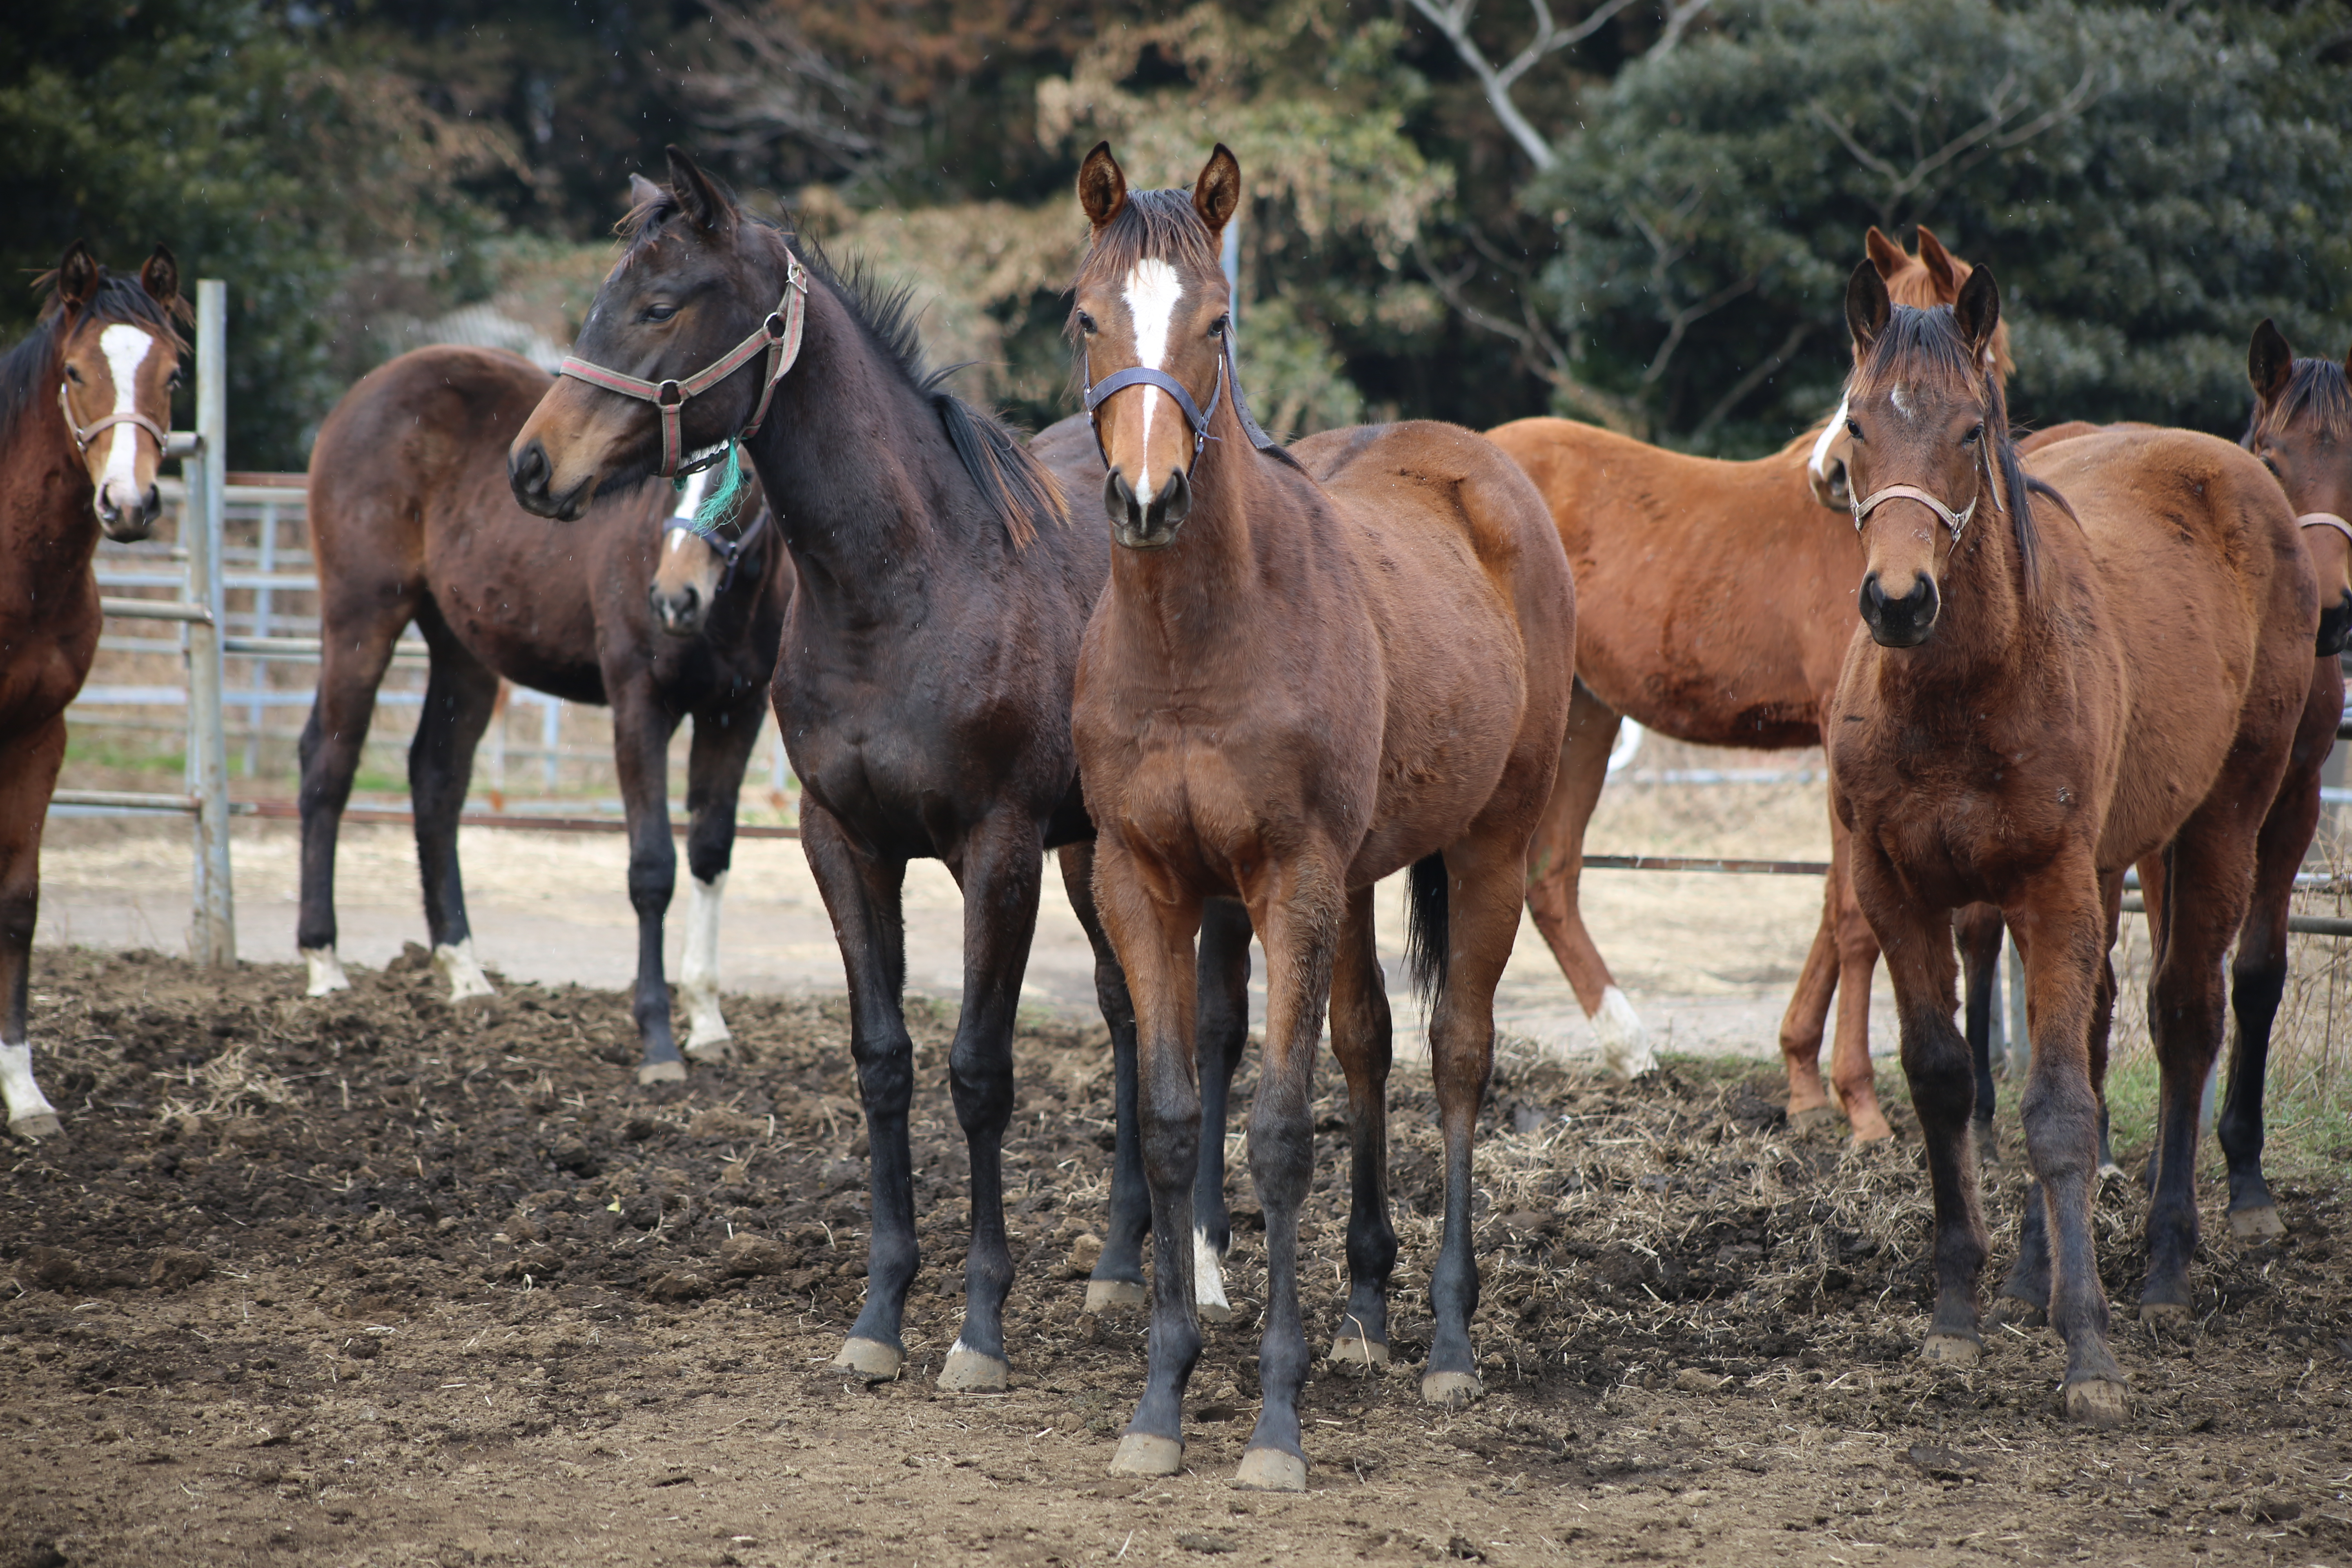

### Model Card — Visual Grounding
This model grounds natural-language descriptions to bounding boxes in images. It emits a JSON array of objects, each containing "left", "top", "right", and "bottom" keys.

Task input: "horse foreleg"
[
  {"left": 1826, "top": 815, "right": 1891, "bottom": 1143},
  {"left": 1956, "top": 902, "right": 2007, "bottom": 1162},
  {"left": 1058, "top": 842, "right": 1150, "bottom": 1312},
  {"left": 1523, "top": 682, "right": 1652, "bottom": 1076},
  {"left": 609, "top": 679, "right": 685, "bottom": 1083},
  {"left": 679, "top": 694, "right": 763, "bottom": 1064},
  {"left": 1095, "top": 838, "right": 1205, "bottom": 1479},
  {"left": 1780, "top": 886, "right": 1840, "bottom": 1127},
  {"left": 801, "top": 803, "right": 918, "bottom": 1382},
  {"left": 0, "top": 718, "right": 64, "bottom": 1140},
  {"left": 934, "top": 815, "right": 1046, "bottom": 1392},
  {"left": 407, "top": 603, "right": 499, "bottom": 1004},
  {"left": 296, "top": 592, "right": 410, "bottom": 996},
  {"left": 1324, "top": 884, "right": 1396, "bottom": 1370},
  {"left": 1191, "top": 896, "right": 1253, "bottom": 1323}
]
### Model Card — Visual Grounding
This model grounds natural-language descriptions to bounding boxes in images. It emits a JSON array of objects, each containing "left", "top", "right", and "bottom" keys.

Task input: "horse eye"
[
  {"left": 1845, "top": 418, "right": 1862, "bottom": 441},
  {"left": 2260, "top": 453, "right": 2280, "bottom": 476},
  {"left": 1962, "top": 422, "right": 1983, "bottom": 445},
  {"left": 1209, "top": 314, "right": 1229, "bottom": 339},
  {"left": 644, "top": 303, "right": 678, "bottom": 323},
  {"left": 65, "top": 364, "right": 83, "bottom": 383},
  {"left": 1076, "top": 311, "right": 1098, "bottom": 335}
]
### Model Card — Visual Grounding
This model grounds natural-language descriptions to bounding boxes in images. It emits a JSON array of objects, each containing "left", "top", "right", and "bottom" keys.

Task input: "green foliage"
[{"left": 1532, "top": 0, "right": 2352, "bottom": 452}]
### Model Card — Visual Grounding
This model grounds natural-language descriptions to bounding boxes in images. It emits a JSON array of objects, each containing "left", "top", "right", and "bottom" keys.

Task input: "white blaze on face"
[
  {"left": 1120, "top": 258, "right": 1185, "bottom": 498},
  {"left": 1809, "top": 392, "right": 1850, "bottom": 485},
  {"left": 96, "top": 324, "right": 156, "bottom": 514}
]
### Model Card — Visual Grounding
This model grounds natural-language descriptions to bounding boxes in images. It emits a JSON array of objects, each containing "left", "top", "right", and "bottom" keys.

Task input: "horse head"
[
  {"left": 1841, "top": 261, "right": 2045, "bottom": 649},
  {"left": 2247, "top": 319, "right": 2352, "bottom": 656},
  {"left": 1810, "top": 226, "right": 2011, "bottom": 510},
  {"left": 45, "top": 241, "right": 186, "bottom": 542},
  {"left": 1071, "top": 143, "right": 1241, "bottom": 550},
  {"left": 511, "top": 148, "right": 800, "bottom": 521}
]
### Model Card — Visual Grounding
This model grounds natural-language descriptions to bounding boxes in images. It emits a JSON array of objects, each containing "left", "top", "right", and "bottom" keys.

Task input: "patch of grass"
[{"left": 62, "top": 730, "right": 185, "bottom": 775}]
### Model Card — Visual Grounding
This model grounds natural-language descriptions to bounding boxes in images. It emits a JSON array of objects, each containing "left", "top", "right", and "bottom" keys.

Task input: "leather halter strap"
[
  {"left": 58, "top": 381, "right": 166, "bottom": 454},
  {"left": 559, "top": 254, "right": 809, "bottom": 479},
  {"left": 1851, "top": 481, "right": 1980, "bottom": 539},
  {"left": 1082, "top": 329, "right": 1283, "bottom": 469},
  {"left": 2297, "top": 511, "right": 2352, "bottom": 548},
  {"left": 662, "top": 506, "right": 769, "bottom": 596}
]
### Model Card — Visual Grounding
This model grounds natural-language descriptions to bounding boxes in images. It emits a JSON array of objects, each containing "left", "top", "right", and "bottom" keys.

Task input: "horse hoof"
[
  {"left": 2228, "top": 1205, "right": 2285, "bottom": 1241},
  {"left": 7, "top": 1112, "right": 62, "bottom": 1141},
  {"left": 1788, "top": 1106, "right": 1841, "bottom": 1135},
  {"left": 1989, "top": 1297, "right": 2048, "bottom": 1331},
  {"left": 1197, "top": 1299, "right": 1234, "bottom": 1325},
  {"left": 1848, "top": 1114, "right": 1895, "bottom": 1145},
  {"left": 637, "top": 1059, "right": 688, "bottom": 1087},
  {"left": 1420, "top": 1371, "right": 1484, "bottom": 1407},
  {"left": 2138, "top": 1299, "right": 2193, "bottom": 1331},
  {"left": 1108, "top": 1434, "right": 1184, "bottom": 1477},
  {"left": 938, "top": 1345, "right": 1009, "bottom": 1392},
  {"left": 684, "top": 1035, "right": 737, "bottom": 1067},
  {"left": 2062, "top": 1377, "right": 2128, "bottom": 1428},
  {"left": 1085, "top": 1278, "right": 1145, "bottom": 1313},
  {"left": 1921, "top": 1332, "right": 1982, "bottom": 1365},
  {"left": 831, "top": 1337, "right": 903, "bottom": 1382},
  {"left": 2097, "top": 1161, "right": 2125, "bottom": 1183},
  {"left": 1327, "top": 1333, "right": 1389, "bottom": 1370},
  {"left": 1234, "top": 1448, "right": 1308, "bottom": 1492}
]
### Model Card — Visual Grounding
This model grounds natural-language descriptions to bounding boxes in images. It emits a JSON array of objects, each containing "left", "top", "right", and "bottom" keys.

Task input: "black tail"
[{"left": 1404, "top": 853, "right": 1450, "bottom": 1008}]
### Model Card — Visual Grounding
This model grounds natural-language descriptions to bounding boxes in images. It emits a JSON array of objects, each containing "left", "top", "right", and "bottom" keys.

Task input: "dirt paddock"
[{"left": 2, "top": 947, "right": 2347, "bottom": 1567}]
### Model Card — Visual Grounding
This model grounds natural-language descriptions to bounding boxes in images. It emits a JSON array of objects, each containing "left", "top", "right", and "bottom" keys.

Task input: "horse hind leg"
[
  {"left": 1059, "top": 842, "right": 1151, "bottom": 1313},
  {"left": 1324, "top": 885, "right": 1396, "bottom": 1371},
  {"left": 1956, "top": 903, "right": 2007, "bottom": 1163},
  {"left": 678, "top": 694, "right": 764, "bottom": 1064},
  {"left": 0, "top": 718, "right": 66, "bottom": 1139},
  {"left": 1523, "top": 682, "right": 1654, "bottom": 1077},
  {"left": 297, "top": 586, "right": 414, "bottom": 996},
  {"left": 1191, "top": 896, "right": 1253, "bottom": 1323},
  {"left": 407, "top": 601, "right": 499, "bottom": 1003}
]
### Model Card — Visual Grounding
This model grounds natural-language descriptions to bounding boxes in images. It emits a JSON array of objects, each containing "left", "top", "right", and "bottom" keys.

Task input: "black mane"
[{"left": 0, "top": 267, "right": 188, "bottom": 442}]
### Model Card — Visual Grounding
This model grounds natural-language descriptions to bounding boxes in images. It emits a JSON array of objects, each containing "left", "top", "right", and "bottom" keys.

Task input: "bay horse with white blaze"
[
  {"left": 0, "top": 241, "right": 185, "bottom": 1140},
  {"left": 507, "top": 147, "right": 1256, "bottom": 1391},
  {"left": 1492, "top": 225, "right": 2005, "bottom": 1140},
  {"left": 1069, "top": 145, "right": 1574, "bottom": 1490},
  {"left": 1828, "top": 262, "right": 2314, "bottom": 1423},
  {"left": 298, "top": 338, "right": 789, "bottom": 1083}
]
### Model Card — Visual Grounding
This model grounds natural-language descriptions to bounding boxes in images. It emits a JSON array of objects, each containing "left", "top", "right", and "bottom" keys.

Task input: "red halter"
[{"left": 558, "top": 254, "right": 809, "bottom": 479}]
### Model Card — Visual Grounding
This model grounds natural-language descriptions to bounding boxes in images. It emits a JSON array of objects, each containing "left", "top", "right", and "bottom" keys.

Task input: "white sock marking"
[
  {"left": 1592, "top": 984, "right": 1657, "bottom": 1078},
  {"left": 96, "top": 324, "right": 155, "bottom": 516},
  {"left": 0, "top": 1042, "right": 59, "bottom": 1131},
  {"left": 1121, "top": 258, "right": 1185, "bottom": 497},
  {"left": 1809, "top": 393, "right": 1849, "bottom": 485},
  {"left": 682, "top": 871, "right": 731, "bottom": 1052},
  {"left": 1193, "top": 1224, "right": 1231, "bottom": 1314},
  {"left": 432, "top": 939, "right": 496, "bottom": 1002},
  {"left": 303, "top": 945, "right": 352, "bottom": 997}
]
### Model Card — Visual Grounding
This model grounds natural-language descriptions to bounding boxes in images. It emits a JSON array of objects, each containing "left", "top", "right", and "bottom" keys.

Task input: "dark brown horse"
[
  {"left": 297, "top": 342, "right": 790, "bottom": 1082},
  {"left": 507, "top": 146, "right": 1256, "bottom": 1391},
  {"left": 1828, "top": 263, "right": 2314, "bottom": 1423},
  {"left": 1069, "top": 145, "right": 1575, "bottom": 1490},
  {"left": 0, "top": 242, "right": 185, "bottom": 1140}
]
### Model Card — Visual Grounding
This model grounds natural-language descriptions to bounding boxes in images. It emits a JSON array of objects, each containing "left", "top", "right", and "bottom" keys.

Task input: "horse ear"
[
  {"left": 664, "top": 145, "right": 735, "bottom": 233},
  {"left": 139, "top": 244, "right": 180, "bottom": 309},
  {"left": 1844, "top": 260, "right": 1891, "bottom": 355},
  {"left": 1914, "top": 226, "right": 1958, "bottom": 296},
  {"left": 628, "top": 173, "right": 663, "bottom": 209},
  {"left": 1864, "top": 226, "right": 1905, "bottom": 282},
  {"left": 1078, "top": 143, "right": 1127, "bottom": 228},
  {"left": 55, "top": 240, "right": 100, "bottom": 312},
  {"left": 2248, "top": 319, "right": 2293, "bottom": 405},
  {"left": 1953, "top": 264, "right": 2000, "bottom": 361},
  {"left": 1192, "top": 144, "right": 1241, "bottom": 238}
]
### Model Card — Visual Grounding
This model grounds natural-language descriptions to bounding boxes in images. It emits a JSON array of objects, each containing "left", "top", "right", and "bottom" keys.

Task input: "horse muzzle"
[
  {"left": 2319, "top": 588, "right": 2352, "bottom": 659},
  {"left": 1103, "top": 466, "right": 1191, "bottom": 551},
  {"left": 1860, "top": 570, "right": 1939, "bottom": 648},
  {"left": 650, "top": 581, "right": 707, "bottom": 639},
  {"left": 97, "top": 482, "right": 160, "bottom": 543},
  {"left": 508, "top": 438, "right": 594, "bottom": 522}
]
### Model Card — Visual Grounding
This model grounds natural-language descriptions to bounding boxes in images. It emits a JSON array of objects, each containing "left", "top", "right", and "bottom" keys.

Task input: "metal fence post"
[{"left": 186, "top": 279, "right": 236, "bottom": 967}]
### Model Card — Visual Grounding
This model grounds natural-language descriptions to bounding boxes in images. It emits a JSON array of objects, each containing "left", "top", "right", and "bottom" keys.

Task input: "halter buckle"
[{"left": 655, "top": 379, "right": 685, "bottom": 407}]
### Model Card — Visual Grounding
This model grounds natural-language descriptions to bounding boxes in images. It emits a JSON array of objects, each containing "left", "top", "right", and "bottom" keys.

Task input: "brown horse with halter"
[
  {"left": 297, "top": 325, "right": 789, "bottom": 1084},
  {"left": 1828, "top": 261, "right": 2314, "bottom": 1423},
  {"left": 0, "top": 242, "right": 185, "bottom": 1140},
  {"left": 1068, "top": 144, "right": 1574, "bottom": 1489},
  {"left": 507, "top": 146, "right": 1258, "bottom": 1393},
  {"left": 1491, "top": 226, "right": 2003, "bottom": 1140}
]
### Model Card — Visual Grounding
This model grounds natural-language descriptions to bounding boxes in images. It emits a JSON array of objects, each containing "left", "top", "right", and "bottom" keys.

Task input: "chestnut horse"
[
  {"left": 0, "top": 242, "right": 185, "bottom": 1140},
  {"left": 1069, "top": 145, "right": 1575, "bottom": 1490},
  {"left": 1492, "top": 226, "right": 2004, "bottom": 1140},
  {"left": 1828, "top": 262, "right": 2313, "bottom": 1423},
  {"left": 508, "top": 147, "right": 1256, "bottom": 1391},
  {"left": 298, "top": 342, "right": 791, "bottom": 1083}
]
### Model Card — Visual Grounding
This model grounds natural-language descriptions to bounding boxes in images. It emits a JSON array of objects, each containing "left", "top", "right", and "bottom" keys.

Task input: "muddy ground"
[{"left": 2, "top": 948, "right": 2347, "bottom": 1567}]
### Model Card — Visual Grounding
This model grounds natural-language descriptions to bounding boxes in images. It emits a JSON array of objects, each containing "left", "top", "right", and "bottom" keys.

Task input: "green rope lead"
[{"left": 683, "top": 441, "right": 750, "bottom": 537}]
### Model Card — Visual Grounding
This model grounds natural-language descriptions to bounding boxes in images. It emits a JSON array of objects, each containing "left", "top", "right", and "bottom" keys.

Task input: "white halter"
[{"left": 1851, "top": 481, "right": 1981, "bottom": 540}]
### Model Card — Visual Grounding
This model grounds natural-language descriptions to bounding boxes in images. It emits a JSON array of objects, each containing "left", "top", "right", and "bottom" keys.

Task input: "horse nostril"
[
  {"left": 513, "top": 441, "right": 548, "bottom": 496},
  {"left": 1102, "top": 468, "right": 1140, "bottom": 526},
  {"left": 1156, "top": 469, "right": 1191, "bottom": 528}
]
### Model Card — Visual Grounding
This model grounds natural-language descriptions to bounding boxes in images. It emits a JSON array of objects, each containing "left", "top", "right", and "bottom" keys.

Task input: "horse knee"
[{"left": 626, "top": 849, "right": 676, "bottom": 919}]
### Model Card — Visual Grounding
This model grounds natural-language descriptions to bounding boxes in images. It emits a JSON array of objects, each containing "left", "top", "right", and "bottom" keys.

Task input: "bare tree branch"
[
  {"left": 677, "top": 0, "right": 919, "bottom": 185},
  {"left": 1689, "top": 319, "right": 1815, "bottom": 438},
  {"left": 1809, "top": 60, "right": 2100, "bottom": 227},
  {"left": 1417, "top": 236, "right": 1648, "bottom": 436},
  {"left": 1403, "top": 0, "right": 1655, "bottom": 169}
]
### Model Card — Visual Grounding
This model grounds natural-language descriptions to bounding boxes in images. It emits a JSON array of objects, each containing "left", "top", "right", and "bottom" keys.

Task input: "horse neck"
[
  {"left": 738, "top": 276, "right": 954, "bottom": 616},
  {"left": 1101, "top": 408, "right": 1285, "bottom": 651},
  {"left": 1879, "top": 483, "right": 2033, "bottom": 695},
  {"left": 0, "top": 372, "right": 97, "bottom": 585}
]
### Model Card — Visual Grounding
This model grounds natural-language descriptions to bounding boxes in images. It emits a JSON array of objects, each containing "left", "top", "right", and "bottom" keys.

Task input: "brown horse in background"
[
  {"left": 1069, "top": 145, "right": 1575, "bottom": 1490},
  {"left": 1828, "top": 263, "right": 2313, "bottom": 1424},
  {"left": 298, "top": 343, "right": 789, "bottom": 1083},
  {"left": 0, "top": 242, "right": 185, "bottom": 1140},
  {"left": 1492, "top": 226, "right": 2002, "bottom": 1141}
]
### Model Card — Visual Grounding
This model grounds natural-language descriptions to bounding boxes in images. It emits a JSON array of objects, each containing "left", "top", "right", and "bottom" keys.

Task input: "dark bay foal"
[
  {"left": 298, "top": 343, "right": 790, "bottom": 1082},
  {"left": 508, "top": 147, "right": 1252, "bottom": 1390}
]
